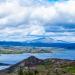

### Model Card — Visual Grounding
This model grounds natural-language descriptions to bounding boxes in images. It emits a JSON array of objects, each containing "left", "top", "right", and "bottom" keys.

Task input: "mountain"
[
  {"left": 30, "top": 37, "right": 69, "bottom": 43},
  {"left": 0, "top": 38, "right": 75, "bottom": 49},
  {"left": 24, "top": 56, "right": 43, "bottom": 66},
  {"left": 0, "top": 63, "right": 10, "bottom": 66}
]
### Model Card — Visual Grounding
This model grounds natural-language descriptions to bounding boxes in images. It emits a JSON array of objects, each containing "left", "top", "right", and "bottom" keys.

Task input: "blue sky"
[{"left": 0, "top": 0, "right": 75, "bottom": 42}]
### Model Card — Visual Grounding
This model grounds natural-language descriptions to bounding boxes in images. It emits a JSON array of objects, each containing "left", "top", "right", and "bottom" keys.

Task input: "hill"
[{"left": 1, "top": 56, "right": 75, "bottom": 75}]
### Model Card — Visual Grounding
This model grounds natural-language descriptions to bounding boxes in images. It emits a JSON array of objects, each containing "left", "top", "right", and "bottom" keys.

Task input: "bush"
[{"left": 18, "top": 67, "right": 24, "bottom": 75}]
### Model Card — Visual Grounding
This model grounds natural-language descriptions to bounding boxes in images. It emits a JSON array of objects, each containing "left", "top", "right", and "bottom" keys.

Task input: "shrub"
[{"left": 18, "top": 67, "right": 24, "bottom": 75}]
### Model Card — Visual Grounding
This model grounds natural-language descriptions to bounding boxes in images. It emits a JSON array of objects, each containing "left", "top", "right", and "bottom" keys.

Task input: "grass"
[
  {"left": 2, "top": 64, "right": 75, "bottom": 75},
  {"left": 0, "top": 49, "right": 52, "bottom": 54},
  {"left": 1, "top": 56, "right": 75, "bottom": 75},
  {"left": 64, "top": 66, "right": 75, "bottom": 74},
  {"left": 0, "top": 50, "right": 26, "bottom": 54},
  {"left": 6, "top": 64, "right": 73, "bottom": 75}
]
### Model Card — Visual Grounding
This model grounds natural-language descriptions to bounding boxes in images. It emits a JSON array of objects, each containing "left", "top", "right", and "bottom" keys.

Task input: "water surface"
[{"left": 0, "top": 50, "right": 75, "bottom": 70}]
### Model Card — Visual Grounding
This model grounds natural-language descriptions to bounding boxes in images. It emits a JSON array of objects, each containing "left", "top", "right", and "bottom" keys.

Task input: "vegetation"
[
  {"left": 0, "top": 47, "right": 54, "bottom": 54},
  {"left": 64, "top": 66, "right": 75, "bottom": 74},
  {"left": 16, "top": 65, "right": 75, "bottom": 75},
  {"left": 2, "top": 56, "right": 75, "bottom": 75},
  {"left": 0, "top": 50, "right": 26, "bottom": 54}
]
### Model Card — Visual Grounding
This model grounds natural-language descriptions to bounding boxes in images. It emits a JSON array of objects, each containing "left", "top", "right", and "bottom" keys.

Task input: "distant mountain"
[
  {"left": 30, "top": 37, "right": 69, "bottom": 43},
  {"left": 0, "top": 63, "right": 10, "bottom": 66},
  {"left": 0, "top": 40, "right": 75, "bottom": 49}
]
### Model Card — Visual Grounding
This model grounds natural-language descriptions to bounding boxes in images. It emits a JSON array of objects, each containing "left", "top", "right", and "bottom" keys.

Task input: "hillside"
[{"left": 1, "top": 56, "right": 75, "bottom": 75}]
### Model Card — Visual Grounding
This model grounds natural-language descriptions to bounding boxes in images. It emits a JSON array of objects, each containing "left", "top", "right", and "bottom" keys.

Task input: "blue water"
[{"left": 0, "top": 50, "right": 75, "bottom": 70}]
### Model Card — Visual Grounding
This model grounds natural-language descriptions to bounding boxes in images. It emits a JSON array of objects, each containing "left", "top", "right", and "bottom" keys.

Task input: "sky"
[{"left": 0, "top": 0, "right": 75, "bottom": 42}]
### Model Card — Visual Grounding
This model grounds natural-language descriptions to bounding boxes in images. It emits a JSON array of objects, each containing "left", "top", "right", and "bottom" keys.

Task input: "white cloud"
[
  {"left": 54, "top": 0, "right": 75, "bottom": 23},
  {"left": 52, "top": 36, "right": 75, "bottom": 43},
  {"left": 30, "top": 6, "right": 58, "bottom": 22},
  {"left": 0, "top": 0, "right": 75, "bottom": 42}
]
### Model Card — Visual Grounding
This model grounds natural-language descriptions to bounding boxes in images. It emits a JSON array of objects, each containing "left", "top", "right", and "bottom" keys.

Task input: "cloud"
[
  {"left": 0, "top": 0, "right": 75, "bottom": 42},
  {"left": 52, "top": 36, "right": 75, "bottom": 43}
]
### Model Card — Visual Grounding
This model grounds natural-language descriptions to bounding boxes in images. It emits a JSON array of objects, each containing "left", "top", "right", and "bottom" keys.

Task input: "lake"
[{"left": 0, "top": 50, "right": 75, "bottom": 70}]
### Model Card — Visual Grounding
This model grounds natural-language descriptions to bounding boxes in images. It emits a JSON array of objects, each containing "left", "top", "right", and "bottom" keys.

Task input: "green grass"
[
  {"left": 64, "top": 66, "right": 75, "bottom": 73},
  {"left": 0, "top": 50, "right": 26, "bottom": 54}
]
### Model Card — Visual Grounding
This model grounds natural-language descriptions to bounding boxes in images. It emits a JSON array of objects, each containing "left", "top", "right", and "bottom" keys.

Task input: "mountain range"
[{"left": 0, "top": 37, "right": 75, "bottom": 49}]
